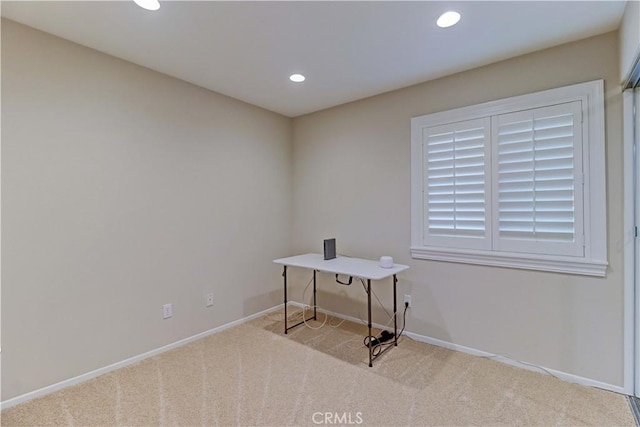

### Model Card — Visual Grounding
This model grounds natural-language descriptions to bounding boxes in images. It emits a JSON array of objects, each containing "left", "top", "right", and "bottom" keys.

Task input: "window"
[{"left": 411, "top": 80, "right": 607, "bottom": 276}]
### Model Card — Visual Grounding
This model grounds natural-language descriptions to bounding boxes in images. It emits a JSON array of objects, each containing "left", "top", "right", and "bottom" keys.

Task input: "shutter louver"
[
  {"left": 494, "top": 102, "right": 583, "bottom": 255},
  {"left": 423, "top": 119, "right": 489, "bottom": 245}
]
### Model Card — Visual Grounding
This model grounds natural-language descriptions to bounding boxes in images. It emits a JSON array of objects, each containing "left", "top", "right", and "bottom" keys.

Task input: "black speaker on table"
[{"left": 324, "top": 238, "right": 336, "bottom": 260}]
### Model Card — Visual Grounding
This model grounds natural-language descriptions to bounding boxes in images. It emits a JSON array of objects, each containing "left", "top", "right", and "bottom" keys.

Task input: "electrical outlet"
[
  {"left": 404, "top": 295, "right": 412, "bottom": 308},
  {"left": 163, "top": 303, "right": 172, "bottom": 319},
  {"left": 206, "top": 293, "right": 214, "bottom": 307}
]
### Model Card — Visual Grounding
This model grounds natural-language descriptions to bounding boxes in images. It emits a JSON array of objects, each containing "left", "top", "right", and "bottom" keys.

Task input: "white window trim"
[{"left": 410, "top": 80, "right": 607, "bottom": 276}]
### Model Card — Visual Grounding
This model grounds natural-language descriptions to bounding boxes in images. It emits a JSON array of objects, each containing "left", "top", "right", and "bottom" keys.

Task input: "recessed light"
[
  {"left": 134, "top": 0, "right": 160, "bottom": 11},
  {"left": 289, "top": 74, "right": 306, "bottom": 83},
  {"left": 437, "top": 11, "right": 460, "bottom": 28}
]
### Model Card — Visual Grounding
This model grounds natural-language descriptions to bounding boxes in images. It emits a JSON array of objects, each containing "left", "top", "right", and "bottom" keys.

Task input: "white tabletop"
[{"left": 273, "top": 253, "right": 409, "bottom": 280}]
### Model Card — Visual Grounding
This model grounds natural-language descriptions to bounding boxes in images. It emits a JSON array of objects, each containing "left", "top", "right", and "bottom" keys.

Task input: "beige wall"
[
  {"left": 1, "top": 19, "right": 292, "bottom": 400},
  {"left": 1, "top": 17, "right": 628, "bottom": 401},
  {"left": 620, "top": 0, "right": 640, "bottom": 83},
  {"left": 292, "top": 32, "right": 624, "bottom": 387}
]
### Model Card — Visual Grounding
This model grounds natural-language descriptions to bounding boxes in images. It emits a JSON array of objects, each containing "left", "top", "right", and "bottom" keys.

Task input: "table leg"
[
  {"left": 393, "top": 274, "right": 398, "bottom": 346},
  {"left": 283, "top": 265, "right": 288, "bottom": 334},
  {"left": 367, "top": 278, "right": 373, "bottom": 367},
  {"left": 313, "top": 269, "right": 317, "bottom": 320},
  {"left": 282, "top": 267, "right": 318, "bottom": 334}
]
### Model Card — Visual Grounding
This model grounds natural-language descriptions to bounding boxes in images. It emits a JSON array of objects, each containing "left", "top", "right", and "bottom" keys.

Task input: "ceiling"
[{"left": 1, "top": 1, "right": 627, "bottom": 117}]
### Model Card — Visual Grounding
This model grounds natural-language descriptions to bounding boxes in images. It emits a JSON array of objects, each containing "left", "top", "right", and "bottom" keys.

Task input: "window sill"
[{"left": 410, "top": 246, "right": 608, "bottom": 277}]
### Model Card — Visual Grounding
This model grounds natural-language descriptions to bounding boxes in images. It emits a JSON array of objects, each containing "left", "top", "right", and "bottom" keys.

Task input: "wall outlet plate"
[
  {"left": 404, "top": 295, "right": 412, "bottom": 307},
  {"left": 163, "top": 303, "right": 173, "bottom": 319},
  {"left": 206, "top": 293, "right": 214, "bottom": 307}
]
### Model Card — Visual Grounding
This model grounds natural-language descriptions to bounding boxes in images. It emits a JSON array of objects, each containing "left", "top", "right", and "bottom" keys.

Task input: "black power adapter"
[{"left": 366, "top": 330, "right": 395, "bottom": 347}]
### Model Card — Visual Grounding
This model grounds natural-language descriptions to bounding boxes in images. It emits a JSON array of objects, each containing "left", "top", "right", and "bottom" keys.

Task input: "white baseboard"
[
  {"left": 3, "top": 302, "right": 626, "bottom": 411},
  {"left": 402, "top": 331, "right": 626, "bottom": 395},
  {"left": 0, "top": 305, "right": 283, "bottom": 410},
  {"left": 289, "top": 301, "right": 626, "bottom": 395}
]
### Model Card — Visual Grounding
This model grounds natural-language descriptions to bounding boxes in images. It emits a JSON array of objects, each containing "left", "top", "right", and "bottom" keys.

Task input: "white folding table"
[{"left": 273, "top": 253, "right": 409, "bottom": 367}]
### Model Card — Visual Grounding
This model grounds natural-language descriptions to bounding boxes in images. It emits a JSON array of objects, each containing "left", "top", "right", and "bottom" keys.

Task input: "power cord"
[
  {"left": 328, "top": 316, "right": 347, "bottom": 328},
  {"left": 363, "top": 330, "right": 395, "bottom": 347},
  {"left": 354, "top": 284, "right": 401, "bottom": 331},
  {"left": 285, "top": 270, "right": 400, "bottom": 337},
  {"left": 363, "top": 301, "right": 409, "bottom": 357},
  {"left": 359, "top": 278, "right": 393, "bottom": 320},
  {"left": 301, "top": 270, "right": 327, "bottom": 330},
  {"left": 281, "top": 270, "right": 347, "bottom": 331}
]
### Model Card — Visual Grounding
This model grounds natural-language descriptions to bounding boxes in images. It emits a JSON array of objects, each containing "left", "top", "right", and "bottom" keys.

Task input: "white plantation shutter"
[
  {"left": 411, "top": 81, "right": 606, "bottom": 275},
  {"left": 423, "top": 118, "right": 491, "bottom": 249},
  {"left": 492, "top": 102, "right": 584, "bottom": 256}
]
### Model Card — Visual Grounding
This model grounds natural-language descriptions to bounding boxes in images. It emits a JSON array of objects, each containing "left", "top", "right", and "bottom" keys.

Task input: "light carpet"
[{"left": 1, "top": 310, "right": 635, "bottom": 426}]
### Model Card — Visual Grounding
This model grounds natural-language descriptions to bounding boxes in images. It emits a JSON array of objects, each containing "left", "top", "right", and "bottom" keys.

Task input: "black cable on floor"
[{"left": 363, "top": 302, "right": 409, "bottom": 356}]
